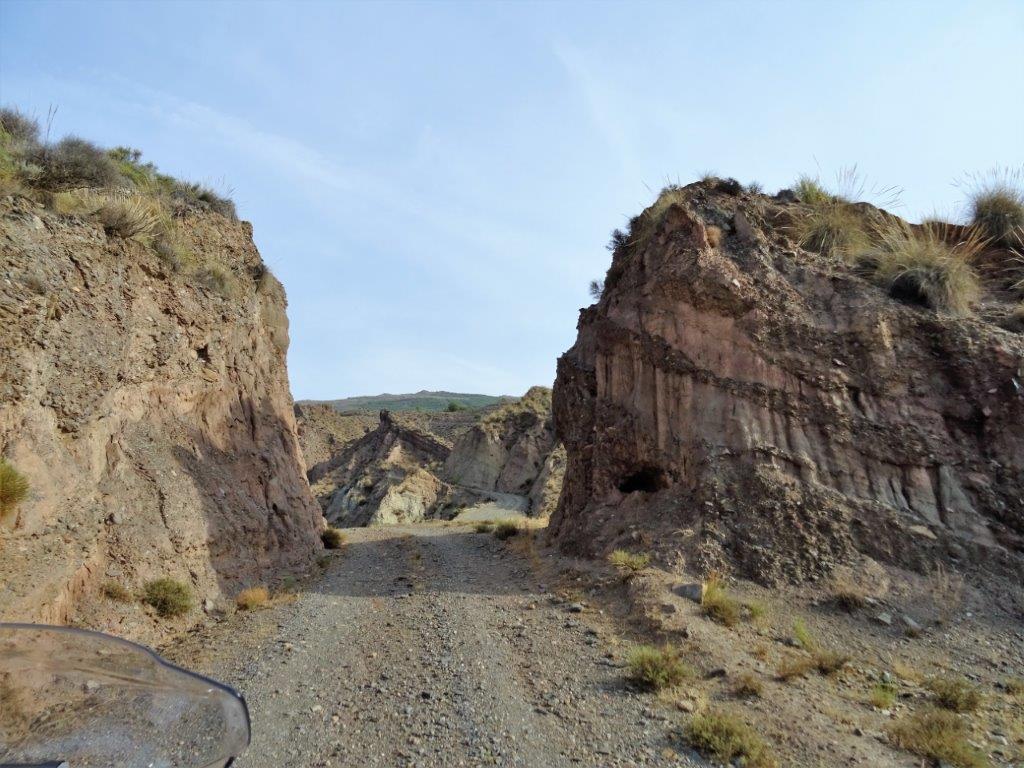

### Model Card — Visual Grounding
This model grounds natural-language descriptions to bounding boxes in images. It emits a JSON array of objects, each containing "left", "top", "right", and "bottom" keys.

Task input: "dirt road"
[{"left": 182, "top": 525, "right": 705, "bottom": 767}]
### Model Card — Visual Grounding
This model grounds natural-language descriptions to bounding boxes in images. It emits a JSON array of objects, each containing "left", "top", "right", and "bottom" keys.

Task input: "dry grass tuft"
[
  {"left": 99, "top": 196, "right": 164, "bottom": 242},
  {"left": 321, "top": 527, "right": 346, "bottom": 549},
  {"left": 0, "top": 460, "right": 30, "bottom": 527},
  {"left": 625, "top": 645, "right": 694, "bottom": 691},
  {"left": 888, "top": 707, "right": 988, "bottom": 768},
  {"left": 964, "top": 167, "right": 1024, "bottom": 247},
  {"left": 830, "top": 575, "right": 867, "bottom": 611},
  {"left": 473, "top": 521, "right": 493, "bottom": 533},
  {"left": 686, "top": 708, "right": 778, "bottom": 768},
  {"left": 865, "top": 220, "right": 985, "bottom": 315},
  {"left": 702, "top": 573, "right": 741, "bottom": 628},
  {"left": 493, "top": 520, "right": 521, "bottom": 540},
  {"left": 869, "top": 681, "right": 898, "bottom": 709},
  {"left": 706, "top": 225, "right": 722, "bottom": 248},
  {"left": 608, "top": 549, "right": 650, "bottom": 574},
  {"left": 101, "top": 581, "right": 132, "bottom": 602},
  {"left": 730, "top": 671, "right": 763, "bottom": 699},
  {"left": 142, "top": 578, "right": 192, "bottom": 618},
  {"left": 792, "top": 197, "right": 869, "bottom": 259},
  {"left": 776, "top": 655, "right": 816, "bottom": 682},
  {"left": 235, "top": 586, "right": 270, "bottom": 611},
  {"left": 926, "top": 676, "right": 982, "bottom": 713}
]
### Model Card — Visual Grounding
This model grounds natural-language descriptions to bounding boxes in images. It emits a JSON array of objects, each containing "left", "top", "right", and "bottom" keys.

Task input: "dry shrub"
[
  {"left": 101, "top": 581, "right": 132, "bottom": 602},
  {"left": 34, "top": 136, "right": 122, "bottom": 189},
  {"left": 792, "top": 197, "right": 869, "bottom": 259},
  {"left": 625, "top": 645, "right": 694, "bottom": 691},
  {"left": 730, "top": 671, "right": 763, "bottom": 698},
  {"left": 321, "top": 527, "right": 346, "bottom": 549},
  {"left": 870, "top": 681, "right": 898, "bottom": 709},
  {"left": 926, "top": 676, "right": 982, "bottom": 713},
  {"left": 865, "top": 220, "right": 985, "bottom": 315},
  {"left": 888, "top": 708, "right": 988, "bottom": 768},
  {"left": 493, "top": 520, "right": 520, "bottom": 540},
  {"left": 686, "top": 708, "right": 778, "bottom": 768},
  {"left": 473, "top": 521, "right": 493, "bottom": 533},
  {"left": 927, "top": 561, "right": 965, "bottom": 624},
  {"left": 194, "top": 264, "right": 238, "bottom": 298},
  {"left": 235, "top": 586, "right": 270, "bottom": 611},
  {"left": 830, "top": 575, "right": 867, "bottom": 611}
]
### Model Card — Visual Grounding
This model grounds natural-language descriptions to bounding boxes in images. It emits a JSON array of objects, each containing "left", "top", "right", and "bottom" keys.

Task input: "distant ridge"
[{"left": 300, "top": 391, "right": 515, "bottom": 413}]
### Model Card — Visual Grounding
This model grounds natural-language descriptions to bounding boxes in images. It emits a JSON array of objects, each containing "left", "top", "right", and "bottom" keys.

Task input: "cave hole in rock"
[
  {"left": 887, "top": 273, "right": 932, "bottom": 309},
  {"left": 196, "top": 344, "right": 211, "bottom": 363},
  {"left": 617, "top": 465, "right": 669, "bottom": 494}
]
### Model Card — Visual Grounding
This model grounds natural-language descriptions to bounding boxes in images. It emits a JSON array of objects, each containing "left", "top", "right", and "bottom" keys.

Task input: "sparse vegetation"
[
  {"left": 869, "top": 681, "right": 898, "bottom": 710},
  {"left": 235, "top": 586, "right": 270, "bottom": 611},
  {"left": 792, "top": 195, "right": 870, "bottom": 259},
  {"left": 730, "top": 671, "right": 763, "bottom": 699},
  {"left": 321, "top": 527, "right": 346, "bottom": 549},
  {"left": 776, "top": 655, "right": 816, "bottom": 682},
  {"left": 493, "top": 520, "right": 520, "bottom": 540},
  {"left": 1005, "top": 677, "right": 1024, "bottom": 698},
  {"left": 142, "top": 578, "right": 192, "bottom": 618},
  {"left": 888, "top": 707, "right": 988, "bottom": 768},
  {"left": 926, "top": 676, "right": 982, "bottom": 713},
  {"left": 794, "top": 175, "right": 835, "bottom": 206},
  {"left": 792, "top": 618, "right": 815, "bottom": 650},
  {"left": 195, "top": 264, "right": 238, "bottom": 298},
  {"left": 701, "top": 573, "right": 741, "bottom": 627},
  {"left": 445, "top": 400, "right": 468, "bottom": 412},
  {"left": 608, "top": 549, "right": 650, "bottom": 574},
  {"left": 830, "top": 575, "right": 867, "bottom": 611},
  {"left": 0, "top": 460, "right": 30, "bottom": 526},
  {"left": 473, "top": 521, "right": 493, "bottom": 533},
  {"left": 588, "top": 278, "right": 604, "bottom": 301},
  {"left": 686, "top": 708, "right": 777, "bottom": 768},
  {"left": 778, "top": 621, "right": 849, "bottom": 678},
  {"left": 625, "top": 645, "right": 693, "bottom": 691},
  {"left": 964, "top": 167, "right": 1024, "bottom": 247},
  {"left": 99, "top": 196, "right": 164, "bottom": 241},
  {"left": 863, "top": 220, "right": 984, "bottom": 315},
  {"left": 100, "top": 581, "right": 132, "bottom": 602}
]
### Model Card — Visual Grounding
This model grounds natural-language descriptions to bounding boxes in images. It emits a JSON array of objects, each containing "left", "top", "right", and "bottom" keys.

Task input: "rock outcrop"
[
  {"left": 320, "top": 410, "right": 457, "bottom": 526},
  {"left": 0, "top": 194, "right": 322, "bottom": 636},
  {"left": 551, "top": 179, "right": 1024, "bottom": 583},
  {"left": 318, "top": 389, "right": 565, "bottom": 526},
  {"left": 443, "top": 386, "right": 563, "bottom": 510}
]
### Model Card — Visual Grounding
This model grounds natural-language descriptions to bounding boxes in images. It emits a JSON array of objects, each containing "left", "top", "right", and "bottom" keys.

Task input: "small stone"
[
  {"left": 907, "top": 524, "right": 937, "bottom": 540},
  {"left": 874, "top": 612, "right": 893, "bottom": 626},
  {"left": 567, "top": 603, "right": 584, "bottom": 614}
]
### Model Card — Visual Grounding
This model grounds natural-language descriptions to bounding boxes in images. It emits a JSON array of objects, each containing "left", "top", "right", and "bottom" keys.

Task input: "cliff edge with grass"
[
  {"left": 0, "top": 109, "right": 322, "bottom": 639},
  {"left": 551, "top": 175, "right": 1024, "bottom": 584}
]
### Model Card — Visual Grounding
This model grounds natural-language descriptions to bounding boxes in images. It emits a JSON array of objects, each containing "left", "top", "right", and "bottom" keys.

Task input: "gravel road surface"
[{"left": 188, "top": 525, "right": 706, "bottom": 767}]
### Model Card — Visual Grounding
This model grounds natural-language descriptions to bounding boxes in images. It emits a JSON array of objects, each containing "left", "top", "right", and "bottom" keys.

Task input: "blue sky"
[{"left": 2, "top": 1, "right": 1022, "bottom": 399}]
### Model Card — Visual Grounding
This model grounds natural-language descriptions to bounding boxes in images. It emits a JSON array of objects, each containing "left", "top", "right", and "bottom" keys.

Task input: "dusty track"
[{"left": 175, "top": 525, "right": 704, "bottom": 767}]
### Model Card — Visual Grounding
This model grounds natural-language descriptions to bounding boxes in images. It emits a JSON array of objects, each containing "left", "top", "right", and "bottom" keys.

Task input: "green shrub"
[
  {"left": 888, "top": 708, "right": 988, "bottom": 768},
  {"left": 870, "top": 681, "right": 898, "bottom": 709},
  {"left": 445, "top": 400, "right": 468, "bottom": 412},
  {"left": 794, "top": 175, "right": 835, "bottom": 206},
  {"left": 926, "top": 676, "right": 982, "bottom": 713},
  {"left": 792, "top": 618, "right": 815, "bottom": 650},
  {"left": 866, "top": 221, "right": 984, "bottom": 315},
  {"left": 142, "top": 578, "right": 192, "bottom": 618},
  {"left": 321, "top": 527, "right": 346, "bottom": 549},
  {"left": 35, "top": 136, "right": 123, "bottom": 189},
  {"left": 493, "top": 520, "right": 520, "bottom": 540},
  {"left": 686, "top": 708, "right": 778, "bottom": 768},
  {"left": 966, "top": 168, "right": 1024, "bottom": 247},
  {"left": 0, "top": 107, "right": 40, "bottom": 144},
  {"left": 608, "top": 549, "right": 650, "bottom": 573},
  {"left": 0, "top": 460, "right": 29, "bottom": 525},
  {"left": 625, "top": 645, "right": 693, "bottom": 691}
]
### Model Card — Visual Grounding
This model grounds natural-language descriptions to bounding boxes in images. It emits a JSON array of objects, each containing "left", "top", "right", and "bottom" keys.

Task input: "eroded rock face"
[
  {"left": 321, "top": 410, "right": 458, "bottom": 526},
  {"left": 0, "top": 196, "right": 322, "bottom": 637},
  {"left": 550, "top": 180, "right": 1024, "bottom": 583}
]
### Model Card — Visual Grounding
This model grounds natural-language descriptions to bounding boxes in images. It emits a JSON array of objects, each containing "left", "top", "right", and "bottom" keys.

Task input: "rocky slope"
[
  {"left": 0, "top": 193, "right": 322, "bottom": 638},
  {"left": 551, "top": 179, "right": 1024, "bottom": 584},
  {"left": 315, "top": 389, "right": 564, "bottom": 526}
]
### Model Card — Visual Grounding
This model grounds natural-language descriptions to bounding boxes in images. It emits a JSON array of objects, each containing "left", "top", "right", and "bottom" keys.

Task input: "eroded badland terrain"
[{"left": 1, "top": 112, "right": 1022, "bottom": 767}]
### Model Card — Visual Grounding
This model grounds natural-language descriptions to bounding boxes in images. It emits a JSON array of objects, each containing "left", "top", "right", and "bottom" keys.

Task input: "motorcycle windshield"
[{"left": 0, "top": 624, "right": 249, "bottom": 768}]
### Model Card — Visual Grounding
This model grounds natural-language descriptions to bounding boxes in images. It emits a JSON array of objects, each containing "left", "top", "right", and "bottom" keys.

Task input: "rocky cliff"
[
  {"left": 551, "top": 179, "right": 1024, "bottom": 583},
  {"left": 317, "top": 389, "right": 564, "bottom": 525},
  {"left": 0, "top": 193, "right": 322, "bottom": 637}
]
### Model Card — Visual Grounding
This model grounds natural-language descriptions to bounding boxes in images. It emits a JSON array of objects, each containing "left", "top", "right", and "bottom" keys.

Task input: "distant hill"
[{"left": 301, "top": 391, "right": 515, "bottom": 413}]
